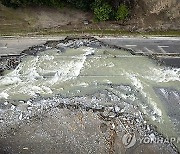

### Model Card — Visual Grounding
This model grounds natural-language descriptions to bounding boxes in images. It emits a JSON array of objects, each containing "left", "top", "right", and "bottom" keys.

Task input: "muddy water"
[{"left": 0, "top": 40, "right": 180, "bottom": 150}]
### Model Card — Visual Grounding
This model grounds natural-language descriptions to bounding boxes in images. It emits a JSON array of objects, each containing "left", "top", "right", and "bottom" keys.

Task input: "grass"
[
  {"left": 1, "top": 28, "right": 180, "bottom": 37},
  {"left": 142, "top": 30, "right": 180, "bottom": 37},
  {"left": 0, "top": 3, "right": 179, "bottom": 37}
]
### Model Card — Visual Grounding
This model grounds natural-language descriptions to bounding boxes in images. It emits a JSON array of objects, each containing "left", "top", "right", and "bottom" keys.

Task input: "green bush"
[
  {"left": 46, "top": 0, "right": 63, "bottom": 7},
  {"left": 0, "top": 0, "right": 21, "bottom": 8},
  {"left": 93, "top": 0, "right": 112, "bottom": 21},
  {"left": 116, "top": 4, "right": 129, "bottom": 21},
  {"left": 0, "top": 0, "right": 63, "bottom": 8},
  {"left": 0, "top": 0, "right": 130, "bottom": 22},
  {"left": 66, "top": 0, "right": 93, "bottom": 11}
]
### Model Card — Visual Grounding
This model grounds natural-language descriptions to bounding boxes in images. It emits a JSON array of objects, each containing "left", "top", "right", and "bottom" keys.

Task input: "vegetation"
[
  {"left": 0, "top": 0, "right": 130, "bottom": 21},
  {"left": 116, "top": 4, "right": 129, "bottom": 21},
  {"left": 66, "top": 0, "right": 93, "bottom": 11},
  {"left": 93, "top": 0, "right": 112, "bottom": 21},
  {"left": 0, "top": 0, "right": 64, "bottom": 8}
]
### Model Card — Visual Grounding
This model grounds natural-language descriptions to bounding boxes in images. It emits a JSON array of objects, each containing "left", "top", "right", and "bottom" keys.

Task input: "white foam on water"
[
  {"left": 0, "top": 65, "right": 21, "bottom": 86},
  {"left": 126, "top": 72, "right": 162, "bottom": 120},
  {"left": 145, "top": 68, "right": 180, "bottom": 82},
  {"left": 19, "top": 85, "right": 42, "bottom": 96},
  {"left": 42, "top": 55, "right": 54, "bottom": 61},
  {"left": 48, "top": 57, "right": 86, "bottom": 85},
  {"left": 26, "top": 67, "right": 41, "bottom": 81},
  {"left": 48, "top": 48, "right": 95, "bottom": 85},
  {"left": 107, "top": 62, "right": 115, "bottom": 68},
  {"left": 103, "top": 79, "right": 112, "bottom": 84},
  {"left": 0, "top": 76, "right": 21, "bottom": 86},
  {"left": 19, "top": 84, "right": 53, "bottom": 97},
  {"left": 0, "top": 92, "right": 9, "bottom": 99},
  {"left": 0, "top": 47, "right": 96, "bottom": 98},
  {"left": 76, "top": 82, "right": 89, "bottom": 87},
  {"left": 83, "top": 47, "right": 95, "bottom": 56},
  {"left": 23, "top": 56, "right": 41, "bottom": 81}
]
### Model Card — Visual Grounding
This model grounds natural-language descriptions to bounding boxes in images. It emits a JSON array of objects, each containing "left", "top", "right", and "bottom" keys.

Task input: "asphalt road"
[
  {"left": 99, "top": 37, "right": 180, "bottom": 54},
  {"left": 0, "top": 36, "right": 180, "bottom": 67},
  {"left": 0, "top": 36, "right": 180, "bottom": 55},
  {"left": 0, "top": 36, "right": 65, "bottom": 56},
  {"left": 99, "top": 37, "right": 180, "bottom": 67}
]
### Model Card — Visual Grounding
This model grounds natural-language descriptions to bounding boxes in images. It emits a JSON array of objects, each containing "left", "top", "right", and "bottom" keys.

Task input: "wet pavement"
[
  {"left": 99, "top": 37, "right": 180, "bottom": 54},
  {"left": 157, "top": 57, "right": 180, "bottom": 68}
]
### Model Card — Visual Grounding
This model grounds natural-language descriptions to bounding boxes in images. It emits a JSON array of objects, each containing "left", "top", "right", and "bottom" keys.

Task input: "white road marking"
[
  {"left": 0, "top": 47, "right": 7, "bottom": 49},
  {"left": 149, "top": 37, "right": 180, "bottom": 40},
  {"left": 135, "top": 49, "right": 143, "bottom": 53},
  {"left": 125, "top": 45, "right": 137, "bottom": 47},
  {"left": 132, "top": 49, "right": 144, "bottom": 54},
  {"left": 97, "top": 36, "right": 180, "bottom": 41},
  {"left": 158, "top": 46, "right": 167, "bottom": 53},
  {"left": 158, "top": 46, "right": 169, "bottom": 48},
  {"left": 144, "top": 47, "right": 153, "bottom": 54},
  {"left": 0, "top": 54, "right": 19, "bottom": 56}
]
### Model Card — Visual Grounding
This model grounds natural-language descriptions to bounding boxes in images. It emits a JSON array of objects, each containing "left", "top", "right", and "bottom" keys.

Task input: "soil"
[
  {"left": 0, "top": 4, "right": 92, "bottom": 34},
  {"left": 0, "top": 1, "right": 180, "bottom": 35}
]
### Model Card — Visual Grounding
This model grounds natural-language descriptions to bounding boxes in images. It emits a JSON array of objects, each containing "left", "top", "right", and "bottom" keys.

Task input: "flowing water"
[{"left": 0, "top": 38, "right": 180, "bottom": 151}]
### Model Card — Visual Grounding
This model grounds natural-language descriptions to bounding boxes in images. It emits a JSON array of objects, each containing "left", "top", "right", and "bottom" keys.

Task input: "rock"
[
  {"left": 19, "top": 113, "right": 23, "bottom": 120},
  {"left": 114, "top": 106, "right": 120, "bottom": 113},
  {"left": 0, "top": 102, "right": 11, "bottom": 110},
  {"left": 16, "top": 104, "right": 29, "bottom": 112},
  {"left": 83, "top": 20, "right": 89, "bottom": 25},
  {"left": 10, "top": 105, "right": 16, "bottom": 110},
  {"left": 100, "top": 123, "right": 108, "bottom": 133},
  {"left": 10, "top": 100, "right": 22, "bottom": 107},
  {"left": 4, "top": 102, "right": 8, "bottom": 105}
]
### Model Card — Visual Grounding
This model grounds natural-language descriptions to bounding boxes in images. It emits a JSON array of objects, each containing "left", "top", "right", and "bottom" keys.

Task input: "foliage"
[
  {"left": 0, "top": 0, "right": 20, "bottom": 8},
  {"left": 66, "top": 0, "right": 93, "bottom": 11},
  {"left": 116, "top": 4, "right": 129, "bottom": 21},
  {"left": 0, "top": 0, "right": 130, "bottom": 21},
  {"left": 0, "top": 0, "right": 63, "bottom": 8},
  {"left": 93, "top": 0, "right": 112, "bottom": 21}
]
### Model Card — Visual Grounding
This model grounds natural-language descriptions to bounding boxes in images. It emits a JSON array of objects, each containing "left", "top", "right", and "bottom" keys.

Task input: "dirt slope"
[
  {"left": 129, "top": 0, "right": 180, "bottom": 31},
  {"left": 0, "top": 1, "right": 179, "bottom": 34},
  {"left": 0, "top": 4, "right": 90, "bottom": 34}
]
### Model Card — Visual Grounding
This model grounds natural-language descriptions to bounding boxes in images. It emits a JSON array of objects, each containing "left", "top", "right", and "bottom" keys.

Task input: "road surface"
[
  {"left": 0, "top": 36, "right": 180, "bottom": 55},
  {"left": 99, "top": 37, "right": 180, "bottom": 54},
  {"left": 1, "top": 36, "right": 179, "bottom": 67}
]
